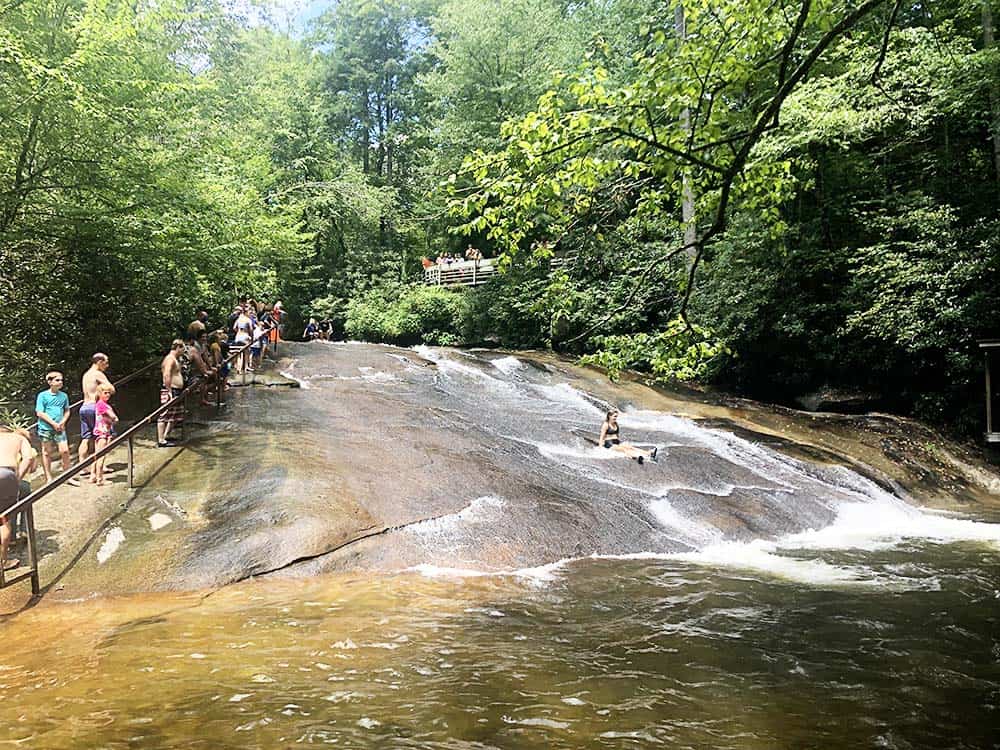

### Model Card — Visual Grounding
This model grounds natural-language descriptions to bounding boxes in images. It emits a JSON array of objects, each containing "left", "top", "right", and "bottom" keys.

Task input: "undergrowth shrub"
[{"left": 345, "top": 284, "right": 470, "bottom": 345}]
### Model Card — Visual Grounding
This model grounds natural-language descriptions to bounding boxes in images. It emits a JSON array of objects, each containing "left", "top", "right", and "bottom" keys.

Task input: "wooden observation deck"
[{"left": 424, "top": 258, "right": 497, "bottom": 287}]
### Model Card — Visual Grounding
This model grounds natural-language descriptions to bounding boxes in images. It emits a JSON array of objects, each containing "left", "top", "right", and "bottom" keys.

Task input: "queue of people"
[{"left": 0, "top": 299, "right": 285, "bottom": 571}]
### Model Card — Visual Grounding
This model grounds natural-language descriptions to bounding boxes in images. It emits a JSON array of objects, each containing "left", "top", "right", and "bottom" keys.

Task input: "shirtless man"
[
  {"left": 157, "top": 340, "right": 186, "bottom": 447},
  {"left": 0, "top": 426, "right": 34, "bottom": 570},
  {"left": 79, "top": 353, "right": 112, "bottom": 469}
]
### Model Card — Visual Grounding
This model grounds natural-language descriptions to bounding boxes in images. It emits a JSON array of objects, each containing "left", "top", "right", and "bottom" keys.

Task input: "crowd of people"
[
  {"left": 302, "top": 318, "right": 334, "bottom": 341},
  {"left": 0, "top": 298, "right": 287, "bottom": 573},
  {"left": 421, "top": 245, "right": 485, "bottom": 269}
]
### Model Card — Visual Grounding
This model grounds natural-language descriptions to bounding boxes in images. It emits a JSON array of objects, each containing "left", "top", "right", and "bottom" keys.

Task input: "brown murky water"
[{"left": 3, "top": 547, "right": 999, "bottom": 749}]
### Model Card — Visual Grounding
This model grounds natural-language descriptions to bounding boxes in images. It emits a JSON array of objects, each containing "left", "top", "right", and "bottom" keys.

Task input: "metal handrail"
[
  {"left": 2, "top": 323, "right": 278, "bottom": 594},
  {"left": 65, "top": 360, "right": 160, "bottom": 414}
]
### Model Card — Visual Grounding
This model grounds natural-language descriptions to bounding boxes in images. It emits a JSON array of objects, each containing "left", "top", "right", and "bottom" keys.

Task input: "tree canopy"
[{"left": 2, "top": 0, "right": 998, "bottom": 434}]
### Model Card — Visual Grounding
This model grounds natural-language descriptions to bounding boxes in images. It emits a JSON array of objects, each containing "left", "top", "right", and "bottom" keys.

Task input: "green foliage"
[
  {"left": 0, "top": 407, "right": 33, "bottom": 431},
  {"left": 0, "top": 0, "right": 312, "bottom": 396},
  {"left": 345, "top": 284, "right": 471, "bottom": 345},
  {"left": 580, "top": 318, "right": 728, "bottom": 382}
]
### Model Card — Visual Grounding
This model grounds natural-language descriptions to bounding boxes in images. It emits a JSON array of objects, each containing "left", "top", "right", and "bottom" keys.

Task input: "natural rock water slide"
[{"left": 18, "top": 341, "right": 997, "bottom": 602}]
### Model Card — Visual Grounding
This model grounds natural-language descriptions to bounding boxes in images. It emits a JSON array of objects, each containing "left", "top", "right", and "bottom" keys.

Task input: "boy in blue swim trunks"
[{"left": 36, "top": 371, "right": 78, "bottom": 485}]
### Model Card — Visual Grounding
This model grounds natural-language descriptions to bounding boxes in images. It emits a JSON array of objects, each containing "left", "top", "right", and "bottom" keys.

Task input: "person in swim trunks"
[
  {"left": 158, "top": 340, "right": 186, "bottom": 447},
  {"left": 79, "top": 352, "right": 112, "bottom": 474},
  {"left": 599, "top": 409, "right": 657, "bottom": 465},
  {"left": 0, "top": 426, "right": 34, "bottom": 570},
  {"left": 36, "top": 370, "right": 78, "bottom": 485}
]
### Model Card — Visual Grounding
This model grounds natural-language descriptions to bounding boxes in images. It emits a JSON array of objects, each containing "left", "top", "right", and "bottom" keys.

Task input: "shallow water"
[
  {"left": 3, "top": 344, "right": 999, "bottom": 747},
  {"left": 2, "top": 545, "right": 998, "bottom": 749}
]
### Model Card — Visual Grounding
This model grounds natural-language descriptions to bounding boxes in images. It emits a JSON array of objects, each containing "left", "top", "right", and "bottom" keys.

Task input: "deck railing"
[
  {"left": 424, "top": 258, "right": 496, "bottom": 287},
  {"left": 1, "top": 327, "right": 277, "bottom": 595}
]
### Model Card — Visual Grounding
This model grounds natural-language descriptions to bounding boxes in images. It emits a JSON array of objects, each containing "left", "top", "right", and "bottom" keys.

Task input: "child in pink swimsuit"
[{"left": 92, "top": 384, "right": 118, "bottom": 485}]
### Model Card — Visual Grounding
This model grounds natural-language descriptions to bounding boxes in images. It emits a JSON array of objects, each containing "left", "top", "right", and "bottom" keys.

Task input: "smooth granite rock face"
[{"left": 16, "top": 341, "right": 997, "bottom": 603}]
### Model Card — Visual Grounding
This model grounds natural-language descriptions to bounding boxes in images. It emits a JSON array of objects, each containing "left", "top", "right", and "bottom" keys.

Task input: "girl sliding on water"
[{"left": 599, "top": 410, "right": 657, "bottom": 465}]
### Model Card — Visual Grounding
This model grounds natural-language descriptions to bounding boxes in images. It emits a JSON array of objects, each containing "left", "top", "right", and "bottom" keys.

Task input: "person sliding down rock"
[{"left": 599, "top": 409, "right": 657, "bottom": 465}]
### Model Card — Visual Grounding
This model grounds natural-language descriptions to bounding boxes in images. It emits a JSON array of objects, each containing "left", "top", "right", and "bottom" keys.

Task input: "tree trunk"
[
  {"left": 362, "top": 86, "right": 371, "bottom": 174},
  {"left": 675, "top": 3, "right": 697, "bottom": 260},
  {"left": 983, "top": 1, "right": 1000, "bottom": 185}
]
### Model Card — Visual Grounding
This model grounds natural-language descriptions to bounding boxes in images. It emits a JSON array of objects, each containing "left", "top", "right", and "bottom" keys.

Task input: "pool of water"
[{"left": 2, "top": 540, "right": 998, "bottom": 749}]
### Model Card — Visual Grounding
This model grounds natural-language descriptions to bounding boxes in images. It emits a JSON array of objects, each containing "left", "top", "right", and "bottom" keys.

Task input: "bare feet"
[
  {"left": 2, "top": 558, "right": 20, "bottom": 571},
  {"left": 67, "top": 477, "right": 81, "bottom": 487}
]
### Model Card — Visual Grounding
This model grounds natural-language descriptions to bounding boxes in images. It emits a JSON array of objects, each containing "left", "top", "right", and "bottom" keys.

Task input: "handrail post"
[
  {"left": 26, "top": 505, "right": 39, "bottom": 596},
  {"left": 127, "top": 435, "right": 135, "bottom": 490},
  {"left": 216, "top": 367, "right": 223, "bottom": 410},
  {"left": 987, "top": 350, "right": 994, "bottom": 435}
]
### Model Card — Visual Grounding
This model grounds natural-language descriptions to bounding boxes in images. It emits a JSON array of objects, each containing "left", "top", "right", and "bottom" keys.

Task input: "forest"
[{"left": 1, "top": 0, "right": 998, "bottom": 435}]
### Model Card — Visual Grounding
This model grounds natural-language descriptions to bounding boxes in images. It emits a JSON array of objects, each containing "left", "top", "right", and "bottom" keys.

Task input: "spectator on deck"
[
  {"left": 318, "top": 320, "right": 331, "bottom": 340},
  {"left": 465, "top": 245, "right": 483, "bottom": 262},
  {"left": 421, "top": 256, "right": 435, "bottom": 269},
  {"left": 303, "top": 318, "right": 320, "bottom": 340},
  {"left": 35, "top": 371, "right": 78, "bottom": 486}
]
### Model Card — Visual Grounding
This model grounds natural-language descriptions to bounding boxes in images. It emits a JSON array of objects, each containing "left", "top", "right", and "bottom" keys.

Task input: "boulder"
[{"left": 796, "top": 386, "right": 881, "bottom": 414}]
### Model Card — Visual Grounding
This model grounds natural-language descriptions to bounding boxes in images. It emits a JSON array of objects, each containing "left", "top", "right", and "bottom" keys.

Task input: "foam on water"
[
  {"left": 779, "top": 496, "right": 1000, "bottom": 551},
  {"left": 490, "top": 356, "right": 525, "bottom": 376},
  {"left": 528, "top": 382, "right": 607, "bottom": 414},
  {"left": 409, "top": 496, "right": 506, "bottom": 535},
  {"left": 357, "top": 366, "right": 398, "bottom": 383},
  {"left": 648, "top": 500, "right": 725, "bottom": 547},
  {"left": 408, "top": 556, "right": 573, "bottom": 583},
  {"left": 97, "top": 526, "right": 125, "bottom": 564},
  {"left": 148, "top": 512, "right": 173, "bottom": 531},
  {"left": 668, "top": 541, "right": 866, "bottom": 585},
  {"left": 279, "top": 363, "right": 311, "bottom": 390}
]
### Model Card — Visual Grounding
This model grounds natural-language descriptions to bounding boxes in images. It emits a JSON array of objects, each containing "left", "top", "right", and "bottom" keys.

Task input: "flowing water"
[{"left": 1, "top": 343, "right": 998, "bottom": 748}]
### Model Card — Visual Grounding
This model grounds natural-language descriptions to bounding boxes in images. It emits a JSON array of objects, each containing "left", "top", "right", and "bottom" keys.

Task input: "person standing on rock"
[
  {"left": 90, "top": 384, "right": 118, "bottom": 485},
  {"left": 158, "top": 340, "right": 186, "bottom": 448},
  {"left": 187, "top": 310, "right": 209, "bottom": 339},
  {"left": 35, "top": 371, "right": 78, "bottom": 486},
  {"left": 79, "top": 353, "right": 112, "bottom": 472},
  {"left": 0, "top": 426, "right": 35, "bottom": 570}
]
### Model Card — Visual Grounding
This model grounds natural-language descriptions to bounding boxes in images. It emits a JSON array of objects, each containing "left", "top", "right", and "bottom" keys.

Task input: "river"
[{"left": 1, "top": 342, "right": 998, "bottom": 748}]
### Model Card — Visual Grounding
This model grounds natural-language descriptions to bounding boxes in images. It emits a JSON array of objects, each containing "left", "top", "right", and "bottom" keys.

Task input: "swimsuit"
[
  {"left": 94, "top": 401, "right": 115, "bottom": 440},
  {"left": 158, "top": 387, "right": 185, "bottom": 424},
  {"left": 0, "top": 467, "right": 19, "bottom": 516},
  {"left": 603, "top": 423, "right": 620, "bottom": 449},
  {"left": 36, "top": 390, "right": 70, "bottom": 443},
  {"left": 80, "top": 402, "right": 97, "bottom": 440}
]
